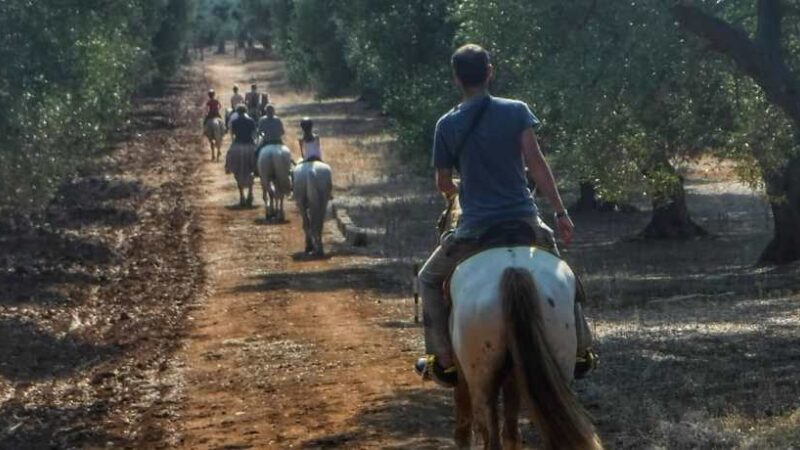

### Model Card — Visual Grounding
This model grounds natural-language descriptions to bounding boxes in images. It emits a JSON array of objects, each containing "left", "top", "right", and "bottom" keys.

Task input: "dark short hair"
[{"left": 451, "top": 44, "right": 491, "bottom": 87}]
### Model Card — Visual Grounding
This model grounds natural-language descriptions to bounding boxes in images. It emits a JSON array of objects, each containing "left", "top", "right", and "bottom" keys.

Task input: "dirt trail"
[{"left": 178, "top": 53, "right": 445, "bottom": 449}]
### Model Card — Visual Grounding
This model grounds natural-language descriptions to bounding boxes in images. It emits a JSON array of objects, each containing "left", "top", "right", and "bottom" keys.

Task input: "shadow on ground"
[
  {"left": 301, "top": 388, "right": 454, "bottom": 449},
  {"left": 0, "top": 317, "right": 117, "bottom": 381},
  {"left": 0, "top": 402, "right": 123, "bottom": 450},
  {"left": 234, "top": 262, "right": 408, "bottom": 297}
]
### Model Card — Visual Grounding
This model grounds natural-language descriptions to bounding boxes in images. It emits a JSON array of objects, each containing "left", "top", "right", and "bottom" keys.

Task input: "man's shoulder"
[
  {"left": 490, "top": 96, "right": 528, "bottom": 110},
  {"left": 436, "top": 106, "right": 460, "bottom": 130}
]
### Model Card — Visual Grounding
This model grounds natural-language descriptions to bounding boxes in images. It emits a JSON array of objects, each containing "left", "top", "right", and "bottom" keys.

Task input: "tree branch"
[
  {"left": 755, "top": 0, "right": 781, "bottom": 54},
  {"left": 673, "top": 3, "right": 800, "bottom": 126}
]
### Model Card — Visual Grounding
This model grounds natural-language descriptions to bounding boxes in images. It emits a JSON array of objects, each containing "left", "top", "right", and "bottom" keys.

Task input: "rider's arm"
[
  {"left": 520, "top": 128, "right": 574, "bottom": 245},
  {"left": 298, "top": 139, "right": 305, "bottom": 157}
]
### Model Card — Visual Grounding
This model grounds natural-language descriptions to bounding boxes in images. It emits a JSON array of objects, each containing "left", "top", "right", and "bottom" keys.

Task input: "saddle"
[{"left": 442, "top": 220, "right": 540, "bottom": 302}]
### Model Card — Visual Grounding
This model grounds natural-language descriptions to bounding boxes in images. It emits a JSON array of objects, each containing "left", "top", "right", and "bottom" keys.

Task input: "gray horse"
[
  {"left": 292, "top": 160, "right": 332, "bottom": 256},
  {"left": 257, "top": 144, "right": 293, "bottom": 221},
  {"left": 204, "top": 117, "right": 226, "bottom": 162}
]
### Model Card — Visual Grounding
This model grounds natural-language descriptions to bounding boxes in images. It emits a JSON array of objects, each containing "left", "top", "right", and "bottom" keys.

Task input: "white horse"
[
  {"left": 292, "top": 161, "right": 332, "bottom": 256},
  {"left": 440, "top": 197, "right": 602, "bottom": 450},
  {"left": 204, "top": 117, "right": 226, "bottom": 162},
  {"left": 257, "top": 144, "right": 294, "bottom": 221}
]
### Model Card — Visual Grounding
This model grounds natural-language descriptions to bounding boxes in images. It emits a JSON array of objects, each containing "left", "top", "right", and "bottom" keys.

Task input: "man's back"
[
  {"left": 231, "top": 116, "right": 255, "bottom": 144},
  {"left": 433, "top": 95, "right": 540, "bottom": 237},
  {"left": 231, "top": 93, "right": 244, "bottom": 108},
  {"left": 258, "top": 116, "right": 285, "bottom": 141},
  {"left": 245, "top": 91, "right": 260, "bottom": 107}
]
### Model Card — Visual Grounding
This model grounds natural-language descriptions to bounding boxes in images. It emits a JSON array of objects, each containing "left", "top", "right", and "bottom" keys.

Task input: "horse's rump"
[
  {"left": 205, "top": 117, "right": 225, "bottom": 140},
  {"left": 450, "top": 247, "right": 577, "bottom": 382},
  {"left": 225, "top": 142, "right": 256, "bottom": 186},
  {"left": 258, "top": 144, "right": 293, "bottom": 196},
  {"left": 450, "top": 247, "right": 602, "bottom": 449},
  {"left": 292, "top": 161, "right": 332, "bottom": 208}
]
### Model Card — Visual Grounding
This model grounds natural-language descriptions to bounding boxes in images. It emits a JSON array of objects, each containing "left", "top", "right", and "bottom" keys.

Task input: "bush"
[{"left": 0, "top": 0, "right": 195, "bottom": 217}]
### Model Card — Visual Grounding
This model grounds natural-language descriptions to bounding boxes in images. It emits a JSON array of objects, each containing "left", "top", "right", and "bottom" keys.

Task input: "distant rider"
[
  {"left": 257, "top": 104, "right": 286, "bottom": 146},
  {"left": 204, "top": 89, "right": 223, "bottom": 126},
  {"left": 298, "top": 117, "right": 322, "bottom": 162}
]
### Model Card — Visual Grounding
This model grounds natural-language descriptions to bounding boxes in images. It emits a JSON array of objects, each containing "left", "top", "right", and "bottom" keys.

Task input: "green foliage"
[
  {"left": 239, "top": 0, "right": 274, "bottom": 48},
  {"left": 192, "top": 0, "right": 239, "bottom": 48},
  {"left": 259, "top": 0, "right": 457, "bottom": 152},
  {"left": 225, "top": 0, "right": 800, "bottom": 216},
  {"left": 455, "top": 0, "right": 740, "bottom": 203},
  {"left": 335, "top": 0, "right": 457, "bottom": 152},
  {"left": 0, "top": 0, "right": 195, "bottom": 216}
]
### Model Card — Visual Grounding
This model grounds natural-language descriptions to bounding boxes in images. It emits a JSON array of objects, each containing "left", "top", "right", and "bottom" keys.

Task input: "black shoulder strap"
[{"left": 453, "top": 96, "right": 491, "bottom": 163}]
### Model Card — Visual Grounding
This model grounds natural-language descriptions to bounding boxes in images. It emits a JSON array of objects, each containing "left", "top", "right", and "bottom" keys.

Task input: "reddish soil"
[
  {"left": 177, "top": 53, "right": 447, "bottom": 449},
  {"left": 0, "top": 68, "right": 205, "bottom": 448}
]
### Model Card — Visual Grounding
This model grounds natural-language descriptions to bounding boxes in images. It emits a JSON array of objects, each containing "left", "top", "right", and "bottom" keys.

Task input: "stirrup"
[
  {"left": 415, "top": 355, "right": 457, "bottom": 388},
  {"left": 575, "top": 348, "right": 598, "bottom": 380}
]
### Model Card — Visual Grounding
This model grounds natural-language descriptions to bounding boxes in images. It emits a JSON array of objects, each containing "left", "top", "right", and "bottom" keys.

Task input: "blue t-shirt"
[
  {"left": 432, "top": 94, "right": 540, "bottom": 238},
  {"left": 231, "top": 115, "right": 256, "bottom": 144}
]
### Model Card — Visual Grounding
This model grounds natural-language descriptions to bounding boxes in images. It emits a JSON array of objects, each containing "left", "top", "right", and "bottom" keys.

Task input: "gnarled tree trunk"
[
  {"left": 760, "top": 156, "right": 800, "bottom": 263},
  {"left": 642, "top": 178, "right": 707, "bottom": 239},
  {"left": 571, "top": 181, "right": 637, "bottom": 213},
  {"left": 674, "top": 0, "right": 800, "bottom": 263},
  {"left": 641, "top": 155, "right": 706, "bottom": 239}
]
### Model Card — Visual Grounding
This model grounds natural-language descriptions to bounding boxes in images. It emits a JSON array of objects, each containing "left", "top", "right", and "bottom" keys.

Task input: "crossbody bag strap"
[{"left": 453, "top": 95, "right": 491, "bottom": 164}]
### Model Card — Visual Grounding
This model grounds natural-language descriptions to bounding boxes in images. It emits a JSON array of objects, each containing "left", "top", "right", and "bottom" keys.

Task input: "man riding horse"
[
  {"left": 415, "top": 44, "right": 596, "bottom": 388},
  {"left": 245, "top": 84, "right": 269, "bottom": 119}
]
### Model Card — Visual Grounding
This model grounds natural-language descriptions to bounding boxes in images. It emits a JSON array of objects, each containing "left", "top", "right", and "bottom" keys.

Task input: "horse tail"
[
  {"left": 500, "top": 267, "right": 602, "bottom": 450},
  {"left": 305, "top": 163, "right": 320, "bottom": 207}
]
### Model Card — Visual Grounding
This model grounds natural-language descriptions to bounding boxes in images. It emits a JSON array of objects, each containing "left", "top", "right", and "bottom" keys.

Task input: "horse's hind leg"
[
  {"left": 300, "top": 204, "right": 313, "bottom": 253},
  {"left": 501, "top": 375, "right": 521, "bottom": 450},
  {"left": 471, "top": 381, "right": 501, "bottom": 450},
  {"left": 454, "top": 378, "right": 472, "bottom": 449},
  {"left": 459, "top": 371, "right": 502, "bottom": 450}
]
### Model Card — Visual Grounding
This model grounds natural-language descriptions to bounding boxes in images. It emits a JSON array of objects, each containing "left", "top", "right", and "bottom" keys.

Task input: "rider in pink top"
[{"left": 298, "top": 117, "right": 322, "bottom": 162}]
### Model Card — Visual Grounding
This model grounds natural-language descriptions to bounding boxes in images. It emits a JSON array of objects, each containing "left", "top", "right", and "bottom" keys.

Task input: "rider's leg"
[
  {"left": 418, "top": 232, "right": 463, "bottom": 369},
  {"left": 416, "top": 232, "right": 478, "bottom": 389}
]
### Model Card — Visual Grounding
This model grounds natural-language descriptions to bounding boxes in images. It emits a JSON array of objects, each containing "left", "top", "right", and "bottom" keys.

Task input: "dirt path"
[{"left": 178, "top": 53, "right": 447, "bottom": 449}]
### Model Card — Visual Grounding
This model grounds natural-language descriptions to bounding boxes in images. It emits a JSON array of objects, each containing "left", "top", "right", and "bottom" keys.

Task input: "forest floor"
[{"left": 1, "top": 49, "right": 798, "bottom": 449}]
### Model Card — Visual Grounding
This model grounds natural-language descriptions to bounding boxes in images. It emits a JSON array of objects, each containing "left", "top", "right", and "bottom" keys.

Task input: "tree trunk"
[
  {"left": 570, "top": 181, "right": 637, "bottom": 213},
  {"left": 673, "top": 2, "right": 800, "bottom": 262},
  {"left": 642, "top": 159, "right": 707, "bottom": 239},
  {"left": 760, "top": 156, "right": 800, "bottom": 263},
  {"left": 216, "top": 40, "right": 226, "bottom": 54}
]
